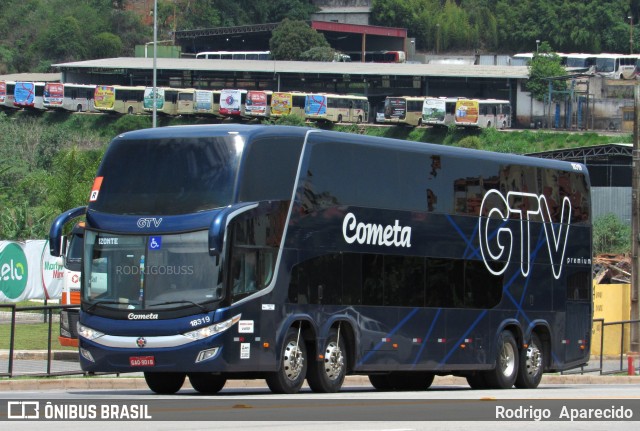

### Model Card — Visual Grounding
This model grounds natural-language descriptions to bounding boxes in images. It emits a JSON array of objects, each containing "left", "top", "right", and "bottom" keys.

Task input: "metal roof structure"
[
  {"left": 527, "top": 143, "right": 632, "bottom": 162},
  {"left": 53, "top": 57, "right": 530, "bottom": 80}
]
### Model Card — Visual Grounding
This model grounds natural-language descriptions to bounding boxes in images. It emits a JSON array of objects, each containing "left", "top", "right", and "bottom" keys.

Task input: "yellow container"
[{"left": 591, "top": 283, "right": 631, "bottom": 355}]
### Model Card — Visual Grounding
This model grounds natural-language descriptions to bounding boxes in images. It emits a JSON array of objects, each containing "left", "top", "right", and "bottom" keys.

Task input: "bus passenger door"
[{"left": 563, "top": 271, "right": 592, "bottom": 364}]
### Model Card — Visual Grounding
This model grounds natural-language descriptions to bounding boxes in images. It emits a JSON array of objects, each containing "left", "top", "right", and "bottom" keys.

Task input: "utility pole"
[{"left": 632, "top": 84, "right": 640, "bottom": 353}]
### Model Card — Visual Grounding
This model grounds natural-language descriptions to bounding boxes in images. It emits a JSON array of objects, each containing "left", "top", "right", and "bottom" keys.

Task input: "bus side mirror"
[
  {"left": 208, "top": 202, "right": 259, "bottom": 262},
  {"left": 49, "top": 206, "right": 87, "bottom": 257}
]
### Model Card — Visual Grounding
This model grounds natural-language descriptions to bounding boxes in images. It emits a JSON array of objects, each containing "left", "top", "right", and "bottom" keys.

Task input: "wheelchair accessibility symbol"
[{"left": 149, "top": 236, "right": 162, "bottom": 250}]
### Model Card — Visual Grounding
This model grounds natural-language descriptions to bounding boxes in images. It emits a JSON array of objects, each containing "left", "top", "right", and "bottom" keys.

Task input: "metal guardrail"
[
  {"left": 561, "top": 317, "right": 640, "bottom": 376},
  {"left": 0, "top": 303, "right": 83, "bottom": 378},
  {"left": 1, "top": 305, "right": 639, "bottom": 378}
]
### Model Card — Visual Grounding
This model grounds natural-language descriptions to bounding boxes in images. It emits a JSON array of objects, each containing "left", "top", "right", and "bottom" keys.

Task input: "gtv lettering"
[
  {"left": 479, "top": 190, "right": 571, "bottom": 279},
  {"left": 137, "top": 217, "right": 163, "bottom": 228}
]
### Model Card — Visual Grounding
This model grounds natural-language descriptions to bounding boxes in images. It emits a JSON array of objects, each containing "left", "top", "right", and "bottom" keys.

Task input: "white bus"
[
  {"left": 423, "top": 98, "right": 511, "bottom": 129},
  {"left": 196, "top": 51, "right": 272, "bottom": 60},
  {"left": 594, "top": 53, "right": 639, "bottom": 79},
  {"left": 43, "top": 83, "right": 97, "bottom": 112}
]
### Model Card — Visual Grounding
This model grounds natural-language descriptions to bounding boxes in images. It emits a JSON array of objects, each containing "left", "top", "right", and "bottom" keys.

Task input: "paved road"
[{"left": 0, "top": 380, "right": 638, "bottom": 430}]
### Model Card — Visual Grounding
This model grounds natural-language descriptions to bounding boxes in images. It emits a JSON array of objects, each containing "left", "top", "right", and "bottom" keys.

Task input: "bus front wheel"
[
  {"left": 144, "top": 372, "right": 185, "bottom": 394},
  {"left": 515, "top": 333, "right": 544, "bottom": 389},
  {"left": 188, "top": 373, "right": 226, "bottom": 394},
  {"left": 307, "top": 328, "right": 347, "bottom": 393},
  {"left": 266, "top": 326, "right": 308, "bottom": 394},
  {"left": 485, "top": 330, "right": 519, "bottom": 389}
]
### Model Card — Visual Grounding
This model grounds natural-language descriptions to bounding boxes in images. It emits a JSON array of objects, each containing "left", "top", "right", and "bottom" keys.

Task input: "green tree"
[
  {"left": 269, "top": 19, "right": 330, "bottom": 61},
  {"left": 299, "top": 46, "right": 336, "bottom": 62},
  {"left": 90, "top": 33, "right": 123, "bottom": 59},
  {"left": 593, "top": 213, "right": 631, "bottom": 255},
  {"left": 525, "top": 42, "right": 567, "bottom": 102}
]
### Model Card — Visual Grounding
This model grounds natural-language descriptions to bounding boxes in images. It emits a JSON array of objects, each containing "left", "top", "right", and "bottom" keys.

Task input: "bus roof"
[{"left": 115, "top": 124, "right": 587, "bottom": 175}]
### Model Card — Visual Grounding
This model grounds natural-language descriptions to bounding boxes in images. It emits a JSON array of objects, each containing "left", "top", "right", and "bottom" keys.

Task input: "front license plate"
[{"left": 129, "top": 356, "right": 155, "bottom": 367}]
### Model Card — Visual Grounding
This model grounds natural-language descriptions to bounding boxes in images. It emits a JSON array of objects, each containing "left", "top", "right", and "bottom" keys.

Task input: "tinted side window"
[{"left": 238, "top": 137, "right": 303, "bottom": 202}]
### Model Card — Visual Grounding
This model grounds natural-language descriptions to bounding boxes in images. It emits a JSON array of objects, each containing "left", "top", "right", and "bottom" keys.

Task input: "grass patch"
[{"left": 0, "top": 322, "right": 77, "bottom": 351}]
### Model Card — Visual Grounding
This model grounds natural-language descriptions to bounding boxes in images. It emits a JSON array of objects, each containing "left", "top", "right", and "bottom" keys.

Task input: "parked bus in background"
[
  {"left": 595, "top": 53, "right": 639, "bottom": 79},
  {"left": 304, "top": 93, "right": 369, "bottom": 123},
  {"left": 245, "top": 90, "right": 272, "bottom": 119},
  {"left": 348, "top": 50, "right": 406, "bottom": 63},
  {"left": 57, "top": 222, "right": 84, "bottom": 347},
  {"left": 455, "top": 99, "right": 511, "bottom": 129},
  {"left": 564, "top": 53, "right": 597, "bottom": 73},
  {"left": 50, "top": 124, "right": 592, "bottom": 395},
  {"left": 383, "top": 95, "right": 426, "bottom": 126},
  {"left": 177, "top": 89, "right": 222, "bottom": 116},
  {"left": 270, "top": 91, "right": 308, "bottom": 119},
  {"left": 143, "top": 87, "right": 180, "bottom": 116},
  {"left": 94, "top": 85, "right": 146, "bottom": 114},
  {"left": 196, "top": 51, "right": 272, "bottom": 60},
  {"left": 219, "top": 89, "right": 247, "bottom": 118},
  {"left": 0, "top": 80, "right": 15, "bottom": 109},
  {"left": 422, "top": 97, "right": 457, "bottom": 127},
  {"left": 43, "top": 83, "right": 97, "bottom": 112},
  {"left": 13, "top": 81, "right": 46, "bottom": 110}
]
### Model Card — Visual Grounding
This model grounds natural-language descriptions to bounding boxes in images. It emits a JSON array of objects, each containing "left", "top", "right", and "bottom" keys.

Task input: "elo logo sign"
[{"left": 0, "top": 242, "right": 29, "bottom": 299}]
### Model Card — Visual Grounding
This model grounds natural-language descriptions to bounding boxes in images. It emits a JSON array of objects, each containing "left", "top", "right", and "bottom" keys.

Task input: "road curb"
[{"left": 1, "top": 374, "right": 638, "bottom": 392}]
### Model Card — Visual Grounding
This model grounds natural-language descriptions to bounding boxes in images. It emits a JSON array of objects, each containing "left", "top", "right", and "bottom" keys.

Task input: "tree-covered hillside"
[{"left": 1, "top": 0, "right": 638, "bottom": 74}]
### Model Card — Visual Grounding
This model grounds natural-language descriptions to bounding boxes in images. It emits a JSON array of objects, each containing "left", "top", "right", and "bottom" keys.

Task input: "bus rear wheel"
[
  {"left": 144, "top": 372, "right": 185, "bottom": 394},
  {"left": 485, "top": 331, "right": 519, "bottom": 389},
  {"left": 188, "top": 373, "right": 226, "bottom": 394},
  {"left": 266, "top": 326, "right": 307, "bottom": 394},
  {"left": 515, "top": 333, "right": 544, "bottom": 389},
  {"left": 307, "top": 328, "right": 347, "bottom": 393}
]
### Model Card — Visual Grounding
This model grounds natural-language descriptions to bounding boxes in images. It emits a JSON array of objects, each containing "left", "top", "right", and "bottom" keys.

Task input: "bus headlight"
[
  {"left": 77, "top": 323, "right": 105, "bottom": 341},
  {"left": 183, "top": 314, "right": 241, "bottom": 340}
]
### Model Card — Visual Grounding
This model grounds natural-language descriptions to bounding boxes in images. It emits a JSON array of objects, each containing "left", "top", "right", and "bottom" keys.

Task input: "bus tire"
[
  {"left": 76, "top": 104, "right": 82, "bottom": 112},
  {"left": 266, "top": 326, "right": 307, "bottom": 394},
  {"left": 127, "top": 106, "right": 134, "bottom": 114},
  {"left": 369, "top": 372, "right": 434, "bottom": 391},
  {"left": 515, "top": 333, "right": 544, "bottom": 389},
  {"left": 337, "top": 114, "right": 343, "bottom": 123},
  {"left": 144, "top": 372, "right": 185, "bottom": 394},
  {"left": 188, "top": 373, "right": 226, "bottom": 394},
  {"left": 487, "top": 121, "right": 492, "bottom": 128},
  {"left": 307, "top": 328, "right": 347, "bottom": 393},
  {"left": 466, "top": 371, "right": 489, "bottom": 389},
  {"left": 392, "top": 372, "right": 434, "bottom": 390},
  {"left": 368, "top": 373, "right": 394, "bottom": 391},
  {"left": 501, "top": 121, "right": 507, "bottom": 129},
  {"left": 485, "top": 330, "right": 518, "bottom": 389},
  {"left": 357, "top": 115, "right": 363, "bottom": 123}
]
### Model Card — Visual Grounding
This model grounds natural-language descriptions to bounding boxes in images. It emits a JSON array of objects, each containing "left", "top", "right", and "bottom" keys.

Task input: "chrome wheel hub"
[
  {"left": 324, "top": 341, "right": 344, "bottom": 380},
  {"left": 283, "top": 341, "right": 304, "bottom": 381}
]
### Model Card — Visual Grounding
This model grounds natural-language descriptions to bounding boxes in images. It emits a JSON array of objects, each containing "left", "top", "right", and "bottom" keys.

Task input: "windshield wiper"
[
  {"left": 86, "top": 300, "right": 135, "bottom": 312},
  {"left": 147, "top": 300, "right": 209, "bottom": 312}
]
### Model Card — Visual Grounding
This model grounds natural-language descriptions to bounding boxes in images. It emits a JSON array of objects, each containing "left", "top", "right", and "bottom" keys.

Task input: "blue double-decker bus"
[{"left": 50, "top": 124, "right": 592, "bottom": 394}]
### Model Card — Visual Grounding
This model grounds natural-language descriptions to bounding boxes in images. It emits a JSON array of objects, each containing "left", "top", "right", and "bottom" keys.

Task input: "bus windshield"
[
  {"left": 90, "top": 136, "right": 242, "bottom": 215},
  {"left": 83, "top": 230, "right": 222, "bottom": 311}
]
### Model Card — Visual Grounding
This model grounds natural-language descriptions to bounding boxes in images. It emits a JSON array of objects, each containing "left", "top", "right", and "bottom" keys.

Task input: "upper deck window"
[{"left": 91, "top": 136, "right": 241, "bottom": 215}]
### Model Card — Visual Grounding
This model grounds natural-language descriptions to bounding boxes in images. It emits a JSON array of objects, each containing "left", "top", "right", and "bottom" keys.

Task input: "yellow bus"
[
  {"left": 270, "top": 91, "right": 309, "bottom": 119},
  {"left": 143, "top": 87, "right": 180, "bottom": 116},
  {"left": 383, "top": 96, "right": 426, "bottom": 126},
  {"left": 94, "top": 85, "right": 146, "bottom": 114},
  {"left": 176, "top": 89, "right": 221, "bottom": 116}
]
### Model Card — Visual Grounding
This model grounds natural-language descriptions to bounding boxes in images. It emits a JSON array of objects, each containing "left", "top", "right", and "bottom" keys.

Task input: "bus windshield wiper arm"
[{"left": 147, "top": 300, "right": 208, "bottom": 312}]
